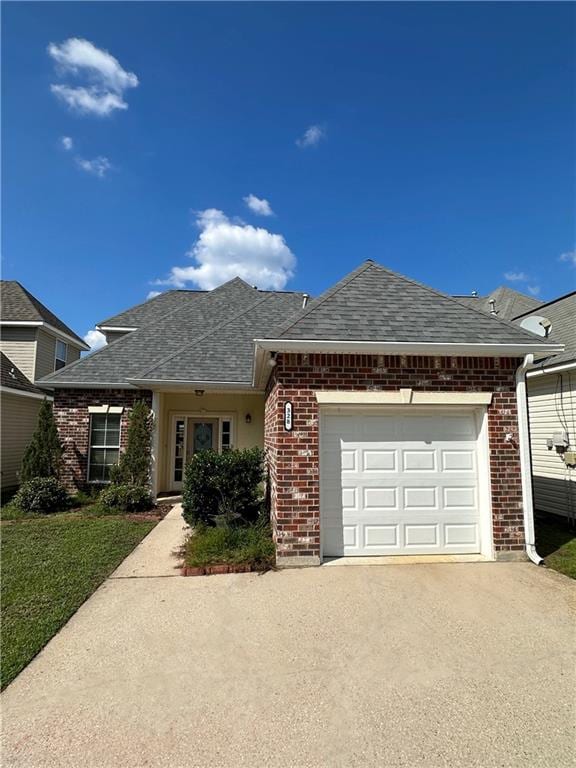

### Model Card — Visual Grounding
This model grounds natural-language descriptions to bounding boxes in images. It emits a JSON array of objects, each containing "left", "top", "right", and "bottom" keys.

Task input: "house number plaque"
[{"left": 284, "top": 401, "right": 293, "bottom": 431}]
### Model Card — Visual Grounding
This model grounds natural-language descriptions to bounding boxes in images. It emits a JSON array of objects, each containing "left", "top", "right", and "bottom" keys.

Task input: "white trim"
[
  {"left": 315, "top": 391, "right": 493, "bottom": 406},
  {"left": 0, "top": 320, "right": 90, "bottom": 350},
  {"left": 87, "top": 405, "right": 125, "bottom": 414},
  {"left": 526, "top": 360, "right": 576, "bottom": 378},
  {"left": 0, "top": 385, "right": 52, "bottom": 401},
  {"left": 96, "top": 325, "right": 137, "bottom": 333},
  {"left": 127, "top": 378, "right": 258, "bottom": 391},
  {"left": 254, "top": 338, "right": 563, "bottom": 356},
  {"left": 37, "top": 381, "right": 138, "bottom": 390}
]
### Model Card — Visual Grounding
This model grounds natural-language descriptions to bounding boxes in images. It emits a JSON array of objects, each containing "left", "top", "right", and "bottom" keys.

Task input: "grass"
[
  {"left": 1, "top": 511, "right": 157, "bottom": 690},
  {"left": 535, "top": 514, "right": 576, "bottom": 580},
  {"left": 185, "top": 523, "right": 275, "bottom": 570}
]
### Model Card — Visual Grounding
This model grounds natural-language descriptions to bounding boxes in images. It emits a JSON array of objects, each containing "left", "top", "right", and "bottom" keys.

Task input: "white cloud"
[
  {"left": 48, "top": 38, "right": 138, "bottom": 116},
  {"left": 559, "top": 250, "right": 576, "bottom": 266},
  {"left": 155, "top": 208, "right": 296, "bottom": 291},
  {"left": 147, "top": 290, "right": 162, "bottom": 300},
  {"left": 84, "top": 329, "right": 107, "bottom": 351},
  {"left": 504, "top": 271, "right": 529, "bottom": 282},
  {"left": 76, "top": 155, "right": 111, "bottom": 178},
  {"left": 296, "top": 124, "right": 325, "bottom": 148},
  {"left": 527, "top": 285, "right": 541, "bottom": 296},
  {"left": 61, "top": 136, "right": 73, "bottom": 151},
  {"left": 243, "top": 194, "right": 274, "bottom": 217}
]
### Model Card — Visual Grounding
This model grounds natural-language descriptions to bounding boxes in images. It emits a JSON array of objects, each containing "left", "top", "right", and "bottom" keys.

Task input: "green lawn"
[
  {"left": 1, "top": 513, "right": 156, "bottom": 690},
  {"left": 535, "top": 515, "right": 576, "bottom": 580}
]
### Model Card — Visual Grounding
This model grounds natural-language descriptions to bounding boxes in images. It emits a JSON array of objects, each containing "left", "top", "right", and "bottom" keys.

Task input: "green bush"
[
  {"left": 109, "top": 401, "right": 152, "bottom": 487},
  {"left": 20, "top": 399, "right": 63, "bottom": 482},
  {"left": 13, "top": 477, "right": 69, "bottom": 515},
  {"left": 185, "top": 522, "right": 275, "bottom": 569},
  {"left": 182, "top": 447, "right": 265, "bottom": 527},
  {"left": 98, "top": 484, "right": 153, "bottom": 513}
]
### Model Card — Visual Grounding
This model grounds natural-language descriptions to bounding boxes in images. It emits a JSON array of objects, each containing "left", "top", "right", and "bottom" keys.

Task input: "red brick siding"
[
  {"left": 264, "top": 354, "right": 525, "bottom": 561},
  {"left": 53, "top": 389, "right": 153, "bottom": 492}
]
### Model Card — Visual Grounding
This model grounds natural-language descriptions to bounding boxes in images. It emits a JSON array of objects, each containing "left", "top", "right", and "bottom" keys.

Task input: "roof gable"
[
  {"left": 269, "top": 261, "right": 553, "bottom": 347},
  {"left": 0, "top": 281, "right": 86, "bottom": 346}
]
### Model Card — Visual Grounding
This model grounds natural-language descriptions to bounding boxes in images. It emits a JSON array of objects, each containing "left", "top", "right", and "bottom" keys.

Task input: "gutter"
[{"left": 515, "top": 354, "right": 544, "bottom": 566}]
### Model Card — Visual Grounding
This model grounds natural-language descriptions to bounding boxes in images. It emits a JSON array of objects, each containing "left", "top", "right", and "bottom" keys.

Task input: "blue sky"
[{"left": 3, "top": 2, "right": 575, "bottom": 349}]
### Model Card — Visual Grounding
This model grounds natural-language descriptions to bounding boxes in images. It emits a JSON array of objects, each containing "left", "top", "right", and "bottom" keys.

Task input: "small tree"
[
  {"left": 20, "top": 399, "right": 63, "bottom": 481},
  {"left": 110, "top": 400, "right": 153, "bottom": 487}
]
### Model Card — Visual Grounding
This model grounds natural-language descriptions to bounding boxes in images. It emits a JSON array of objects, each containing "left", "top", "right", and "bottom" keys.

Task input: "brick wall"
[
  {"left": 264, "top": 354, "right": 525, "bottom": 564},
  {"left": 53, "top": 389, "right": 153, "bottom": 492}
]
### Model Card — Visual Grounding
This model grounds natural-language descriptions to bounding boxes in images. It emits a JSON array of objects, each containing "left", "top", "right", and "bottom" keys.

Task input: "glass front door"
[
  {"left": 171, "top": 416, "right": 233, "bottom": 490},
  {"left": 186, "top": 419, "right": 218, "bottom": 461}
]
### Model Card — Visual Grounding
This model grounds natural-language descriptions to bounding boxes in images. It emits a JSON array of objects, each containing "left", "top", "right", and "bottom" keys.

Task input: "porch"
[{"left": 151, "top": 390, "right": 265, "bottom": 496}]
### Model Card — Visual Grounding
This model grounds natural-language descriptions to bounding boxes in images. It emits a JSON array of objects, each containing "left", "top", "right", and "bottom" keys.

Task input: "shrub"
[
  {"left": 185, "top": 522, "right": 275, "bottom": 570},
  {"left": 110, "top": 401, "right": 152, "bottom": 487},
  {"left": 13, "top": 477, "right": 69, "bottom": 515},
  {"left": 182, "top": 447, "right": 265, "bottom": 527},
  {"left": 20, "top": 399, "right": 63, "bottom": 482},
  {"left": 98, "top": 484, "right": 154, "bottom": 513}
]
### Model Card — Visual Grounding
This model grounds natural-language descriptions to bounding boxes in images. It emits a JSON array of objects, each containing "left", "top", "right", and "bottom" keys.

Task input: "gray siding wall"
[
  {"left": 103, "top": 330, "right": 128, "bottom": 344},
  {"left": 0, "top": 327, "right": 37, "bottom": 381},
  {"left": 35, "top": 329, "right": 83, "bottom": 380},
  {"left": 527, "top": 371, "right": 576, "bottom": 519},
  {"left": 0, "top": 392, "right": 42, "bottom": 488}
]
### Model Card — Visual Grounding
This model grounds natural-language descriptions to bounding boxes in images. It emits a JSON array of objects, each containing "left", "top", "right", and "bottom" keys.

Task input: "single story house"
[
  {"left": 0, "top": 281, "right": 88, "bottom": 491},
  {"left": 39, "top": 261, "right": 562, "bottom": 566}
]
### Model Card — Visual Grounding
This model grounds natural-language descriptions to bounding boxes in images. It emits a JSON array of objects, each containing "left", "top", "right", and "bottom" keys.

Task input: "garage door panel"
[{"left": 321, "top": 411, "right": 482, "bottom": 557}]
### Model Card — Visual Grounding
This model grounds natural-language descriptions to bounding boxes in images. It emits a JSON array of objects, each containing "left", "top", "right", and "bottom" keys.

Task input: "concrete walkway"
[
  {"left": 2, "top": 557, "right": 575, "bottom": 767},
  {"left": 111, "top": 503, "right": 188, "bottom": 578}
]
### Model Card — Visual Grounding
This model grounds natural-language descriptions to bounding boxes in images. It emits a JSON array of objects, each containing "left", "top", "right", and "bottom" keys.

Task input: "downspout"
[{"left": 515, "top": 354, "right": 544, "bottom": 565}]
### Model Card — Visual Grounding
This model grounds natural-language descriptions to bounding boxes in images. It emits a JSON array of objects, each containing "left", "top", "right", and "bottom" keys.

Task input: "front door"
[{"left": 186, "top": 419, "right": 218, "bottom": 462}]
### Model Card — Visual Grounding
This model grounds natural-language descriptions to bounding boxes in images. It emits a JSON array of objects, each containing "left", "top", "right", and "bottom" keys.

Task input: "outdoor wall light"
[
  {"left": 245, "top": 413, "right": 252, "bottom": 424},
  {"left": 194, "top": 389, "right": 204, "bottom": 397}
]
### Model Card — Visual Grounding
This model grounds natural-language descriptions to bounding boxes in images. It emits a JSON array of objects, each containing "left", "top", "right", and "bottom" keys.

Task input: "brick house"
[{"left": 39, "top": 261, "right": 562, "bottom": 566}]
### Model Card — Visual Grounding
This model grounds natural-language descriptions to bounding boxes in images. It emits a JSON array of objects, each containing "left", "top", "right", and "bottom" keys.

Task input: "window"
[
  {"left": 55, "top": 340, "right": 67, "bottom": 371},
  {"left": 221, "top": 420, "right": 232, "bottom": 451},
  {"left": 88, "top": 413, "right": 121, "bottom": 482}
]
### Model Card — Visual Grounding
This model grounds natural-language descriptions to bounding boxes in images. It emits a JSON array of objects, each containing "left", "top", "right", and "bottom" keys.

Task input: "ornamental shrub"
[
  {"left": 109, "top": 401, "right": 152, "bottom": 487},
  {"left": 98, "top": 484, "right": 154, "bottom": 513},
  {"left": 13, "top": 477, "right": 69, "bottom": 515},
  {"left": 182, "top": 447, "right": 265, "bottom": 527},
  {"left": 20, "top": 399, "right": 63, "bottom": 481}
]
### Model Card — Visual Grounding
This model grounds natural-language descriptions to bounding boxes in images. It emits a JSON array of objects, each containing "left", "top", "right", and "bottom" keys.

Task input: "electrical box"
[
  {"left": 563, "top": 451, "right": 576, "bottom": 468},
  {"left": 552, "top": 431, "right": 569, "bottom": 449}
]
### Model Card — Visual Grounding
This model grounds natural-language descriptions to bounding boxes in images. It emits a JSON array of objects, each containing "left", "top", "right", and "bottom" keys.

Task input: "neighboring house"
[
  {"left": 39, "top": 261, "right": 562, "bottom": 566},
  {"left": 0, "top": 281, "right": 88, "bottom": 490},
  {"left": 511, "top": 293, "right": 576, "bottom": 521}
]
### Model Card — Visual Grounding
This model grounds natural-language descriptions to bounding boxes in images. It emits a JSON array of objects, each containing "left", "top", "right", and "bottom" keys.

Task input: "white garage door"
[{"left": 321, "top": 411, "right": 483, "bottom": 557}]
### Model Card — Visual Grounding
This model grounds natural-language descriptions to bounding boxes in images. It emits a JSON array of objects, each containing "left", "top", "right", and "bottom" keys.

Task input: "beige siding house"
[{"left": 0, "top": 282, "right": 88, "bottom": 490}]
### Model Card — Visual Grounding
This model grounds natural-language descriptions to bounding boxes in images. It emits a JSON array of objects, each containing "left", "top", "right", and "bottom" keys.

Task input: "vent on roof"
[{"left": 519, "top": 315, "right": 552, "bottom": 338}]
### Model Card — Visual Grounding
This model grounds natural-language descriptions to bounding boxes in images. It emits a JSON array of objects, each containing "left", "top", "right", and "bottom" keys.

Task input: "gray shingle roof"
[
  {"left": 0, "top": 281, "right": 86, "bottom": 346},
  {"left": 512, "top": 292, "right": 576, "bottom": 366},
  {"left": 97, "top": 290, "right": 205, "bottom": 329},
  {"left": 1, "top": 352, "right": 46, "bottom": 396},
  {"left": 454, "top": 286, "right": 543, "bottom": 321},
  {"left": 269, "top": 261, "right": 554, "bottom": 347},
  {"left": 40, "top": 278, "right": 305, "bottom": 387}
]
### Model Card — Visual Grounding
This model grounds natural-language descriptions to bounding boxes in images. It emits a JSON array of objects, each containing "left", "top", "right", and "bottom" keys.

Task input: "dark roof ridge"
[
  {"left": 268, "top": 261, "right": 374, "bottom": 338},
  {"left": 511, "top": 290, "right": 576, "bottom": 320},
  {"left": 132, "top": 290, "right": 278, "bottom": 380}
]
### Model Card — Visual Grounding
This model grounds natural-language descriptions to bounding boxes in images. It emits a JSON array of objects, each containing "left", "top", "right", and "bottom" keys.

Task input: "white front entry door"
[{"left": 321, "top": 411, "right": 483, "bottom": 557}]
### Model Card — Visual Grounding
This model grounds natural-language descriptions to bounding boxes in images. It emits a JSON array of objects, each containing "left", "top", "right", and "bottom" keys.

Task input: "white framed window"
[
  {"left": 55, "top": 340, "right": 67, "bottom": 371},
  {"left": 88, "top": 413, "right": 121, "bottom": 482}
]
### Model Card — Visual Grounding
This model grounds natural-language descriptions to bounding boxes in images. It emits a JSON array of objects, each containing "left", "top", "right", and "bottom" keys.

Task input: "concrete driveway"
[{"left": 2, "top": 557, "right": 575, "bottom": 767}]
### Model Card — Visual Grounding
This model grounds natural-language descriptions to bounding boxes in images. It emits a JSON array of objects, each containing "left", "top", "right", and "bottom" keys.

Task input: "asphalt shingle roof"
[
  {"left": 454, "top": 286, "right": 543, "bottom": 321},
  {"left": 269, "top": 261, "right": 554, "bottom": 347},
  {"left": 40, "top": 279, "right": 305, "bottom": 387},
  {"left": 0, "top": 281, "right": 86, "bottom": 346},
  {"left": 512, "top": 292, "right": 576, "bottom": 367},
  {"left": 97, "top": 290, "right": 205, "bottom": 329},
  {"left": 1, "top": 352, "right": 46, "bottom": 396}
]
